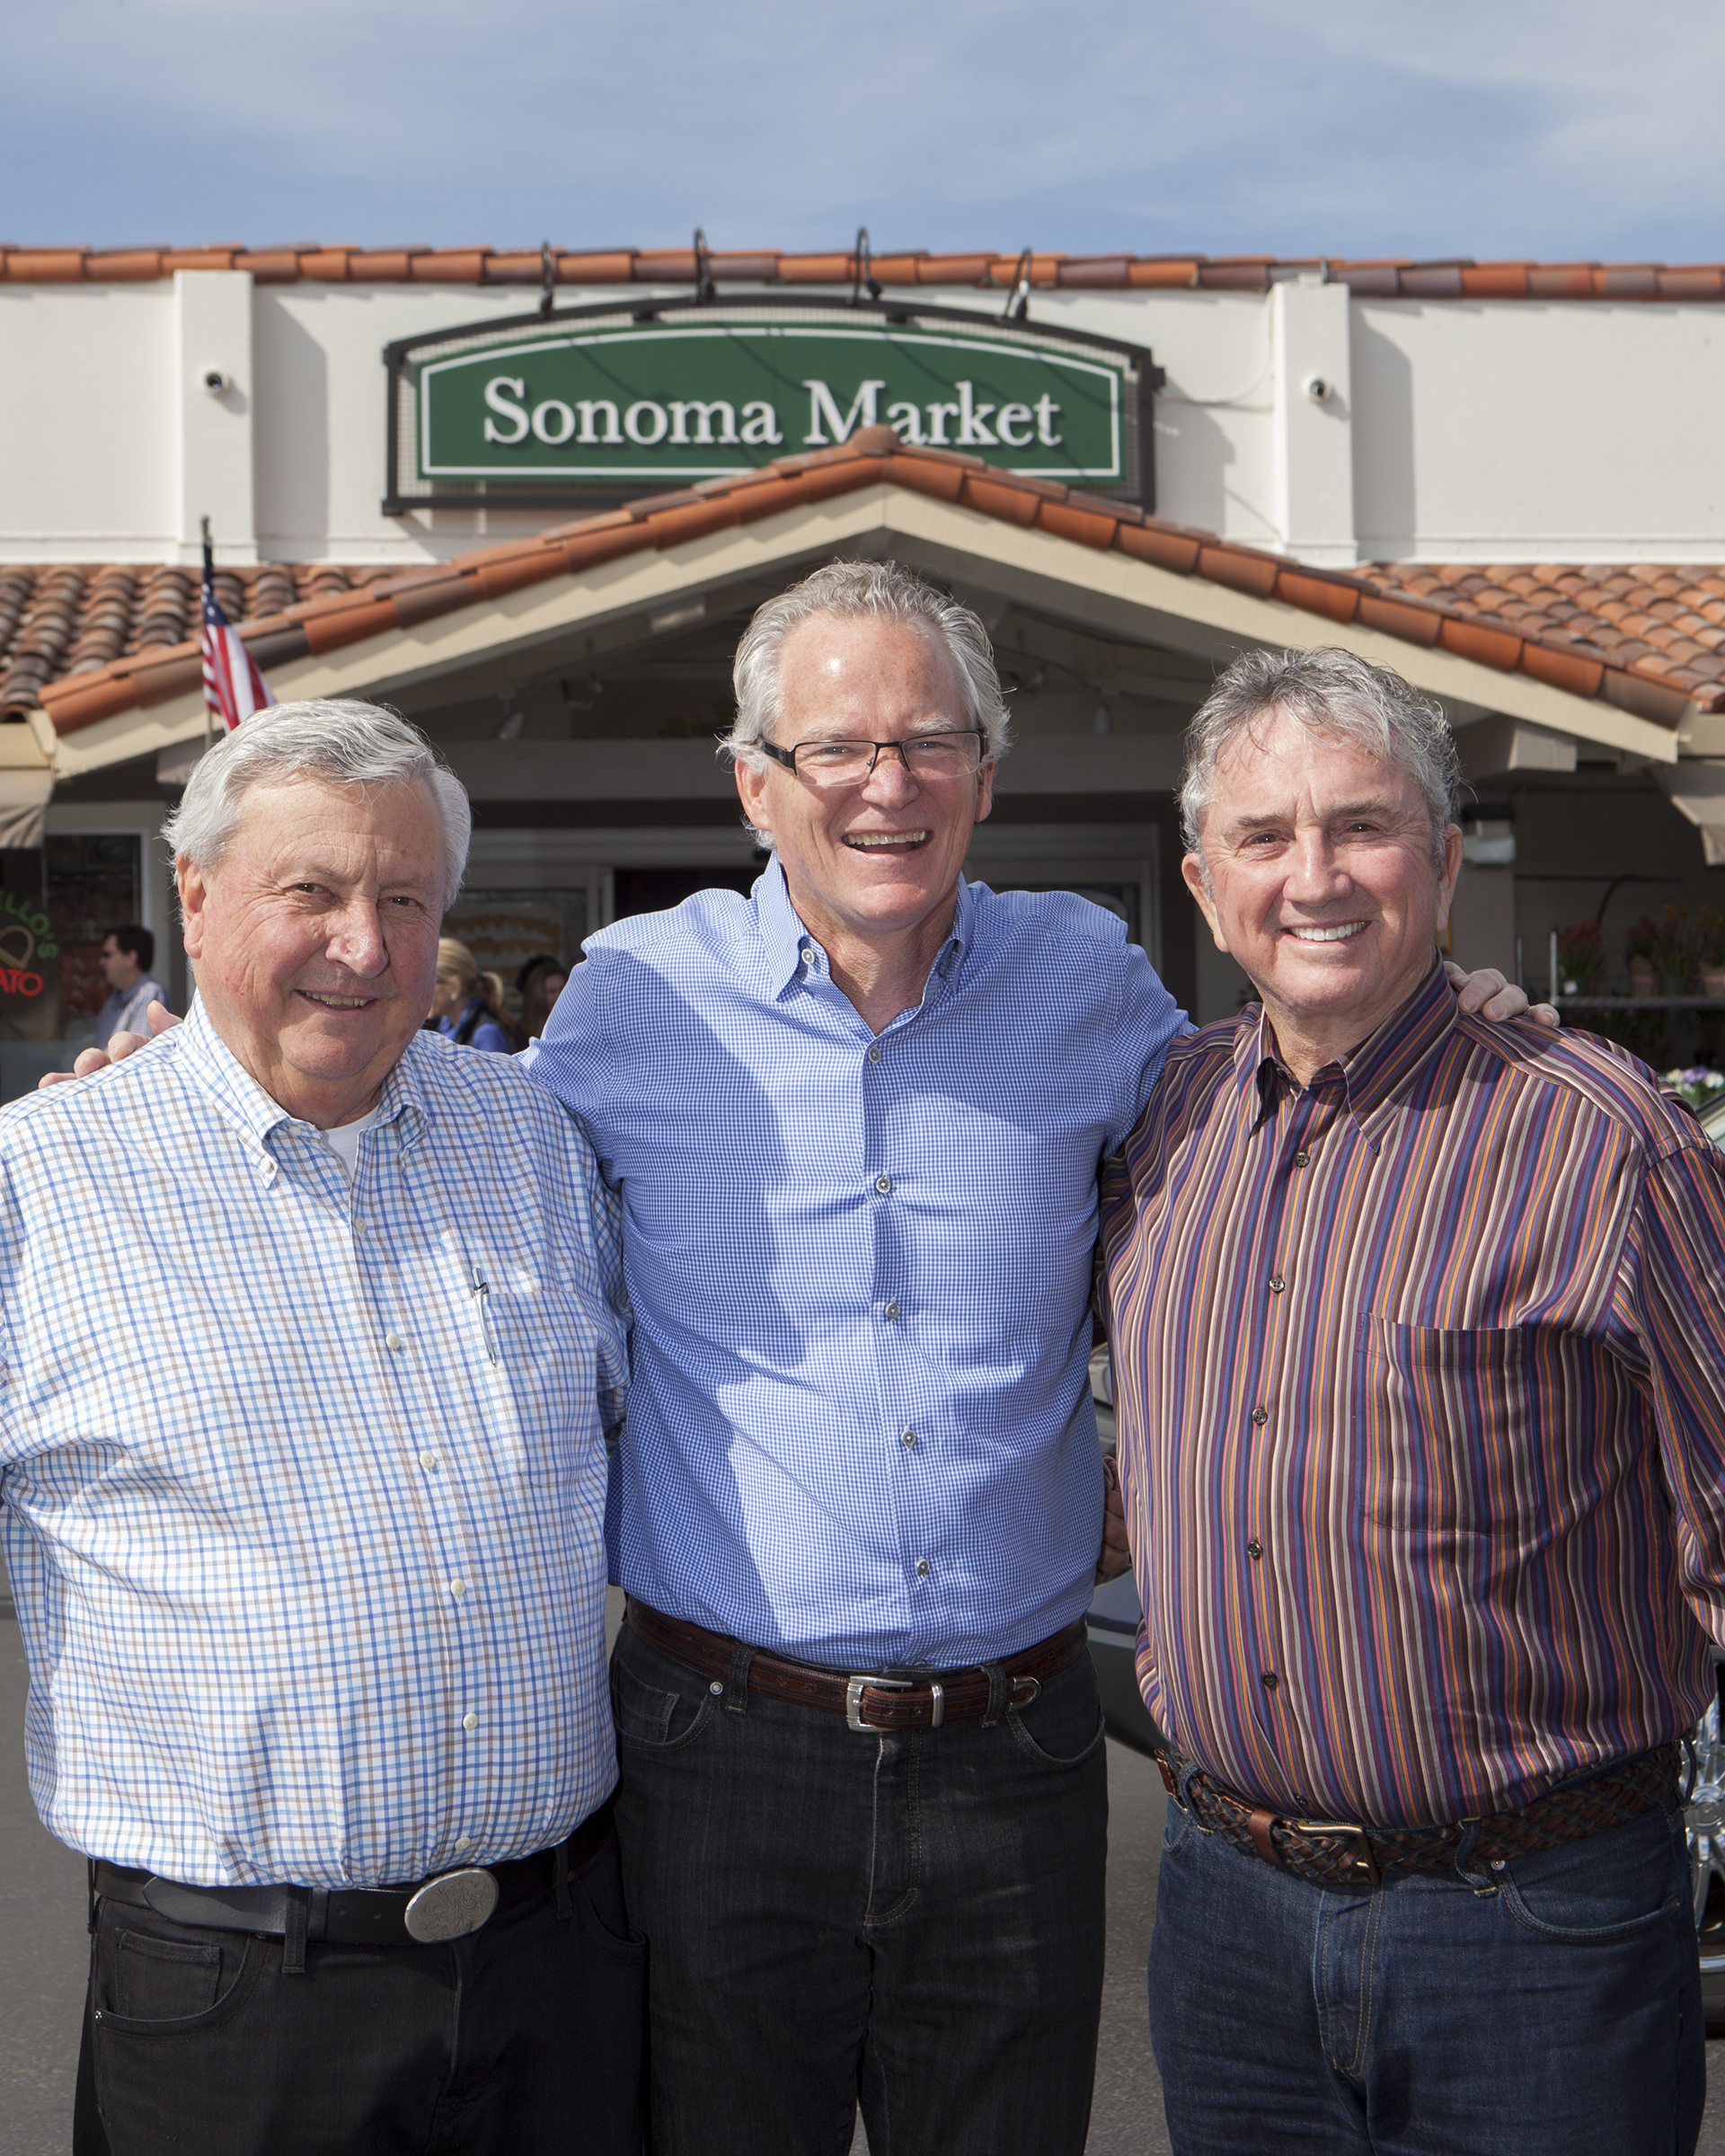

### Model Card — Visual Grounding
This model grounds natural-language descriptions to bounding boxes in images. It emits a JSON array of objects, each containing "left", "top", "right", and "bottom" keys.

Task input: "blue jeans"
[
  {"left": 1148, "top": 1783, "right": 1703, "bottom": 2154},
  {"left": 610, "top": 1615, "right": 1109, "bottom": 2156}
]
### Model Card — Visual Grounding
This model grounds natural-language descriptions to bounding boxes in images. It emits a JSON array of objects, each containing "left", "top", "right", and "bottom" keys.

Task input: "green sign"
[{"left": 412, "top": 315, "right": 1131, "bottom": 489}]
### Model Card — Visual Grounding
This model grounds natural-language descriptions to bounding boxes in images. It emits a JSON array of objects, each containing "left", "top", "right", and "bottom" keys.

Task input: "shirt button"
[
  {"left": 1251, "top": 1406, "right": 1269, "bottom": 1427},
  {"left": 867, "top": 1046, "right": 881, "bottom": 1063},
  {"left": 915, "top": 1559, "right": 930, "bottom": 1577},
  {"left": 882, "top": 1301, "right": 899, "bottom": 1321},
  {"left": 462, "top": 1712, "right": 479, "bottom": 1731},
  {"left": 419, "top": 1450, "right": 439, "bottom": 1471},
  {"left": 352, "top": 1217, "right": 367, "bottom": 1234},
  {"left": 801, "top": 946, "right": 816, "bottom": 966},
  {"left": 1247, "top": 1540, "right": 1263, "bottom": 1560},
  {"left": 450, "top": 1580, "right": 465, "bottom": 1599},
  {"left": 1269, "top": 1276, "right": 1285, "bottom": 1294},
  {"left": 1261, "top": 1671, "right": 1278, "bottom": 1692},
  {"left": 385, "top": 1332, "right": 404, "bottom": 1352},
  {"left": 900, "top": 1428, "right": 916, "bottom": 1448},
  {"left": 454, "top": 1834, "right": 473, "bottom": 1852},
  {"left": 874, "top": 1174, "right": 893, "bottom": 1195},
  {"left": 1293, "top": 1152, "right": 1310, "bottom": 1168}
]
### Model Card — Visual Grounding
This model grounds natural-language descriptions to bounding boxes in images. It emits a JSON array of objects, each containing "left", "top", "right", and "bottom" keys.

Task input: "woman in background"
[
  {"left": 430, "top": 937, "right": 512, "bottom": 1052},
  {"left": 516, "top": 954, "right": 570, "bottom": 1048}
]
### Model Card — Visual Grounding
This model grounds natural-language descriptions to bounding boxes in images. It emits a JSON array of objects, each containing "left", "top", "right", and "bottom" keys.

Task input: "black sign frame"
[{"left": 382, "top": 295, "right": 1164, "bottom": 517}]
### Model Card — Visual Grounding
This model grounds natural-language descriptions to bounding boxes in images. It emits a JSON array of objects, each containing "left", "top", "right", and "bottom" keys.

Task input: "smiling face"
[
  {"left": 179, "top": 775, "right": 447, "bottom": 1127},
  {"left": 1181, "top": 708, "right": 1462, "bottom": 1082},
  {"left": 733, "top": 612, "right": 995, "bottom": 959}
]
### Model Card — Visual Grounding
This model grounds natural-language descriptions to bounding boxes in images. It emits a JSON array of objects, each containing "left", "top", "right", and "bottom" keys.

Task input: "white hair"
[
  {"left": 161, "top": 700, "right": 471, "bottom": 902},
  {"left": 719, "top": 560, "right": 1012, "bottom": 773}
]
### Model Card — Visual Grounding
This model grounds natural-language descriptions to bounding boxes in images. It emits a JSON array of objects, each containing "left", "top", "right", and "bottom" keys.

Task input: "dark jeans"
[
  {"left": 1148, "top": 1784, "right": 1703, "bottom": 2154},
  {"left": 610, "top": 1614, "right": 1110, "bottom": 2156},
  {"left": 73, "top": 1822, "right": 645, "bottom": 2156}
]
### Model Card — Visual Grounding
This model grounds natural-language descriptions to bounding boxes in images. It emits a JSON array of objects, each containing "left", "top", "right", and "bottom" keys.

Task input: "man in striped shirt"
[{"left": 1101, "top": 647, "right": 1725, "bottom": 2155}]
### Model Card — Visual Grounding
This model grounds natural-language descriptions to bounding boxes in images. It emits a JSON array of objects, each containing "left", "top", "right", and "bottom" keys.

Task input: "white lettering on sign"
[
  {"left": 532, "top": 400, "right": 576, "bottom": 444},
  {"left": 1036, "top": 393, "right": 1063, "bottom": 446},
  {"left": 578, "top": 400, "right": 623, "bottom": 444},
  {"left": 482, "top": 376, "right": 530, "bottom": 445},
  {"left": 924, "top": 402, "right": 960, "bottom": 447},
  {"left": 802, "top": 379, "right": 885, "bottom": 446},
  {"left": 669, "top": 400, "right": 739, "bottom": 446},
  {"left": 624, "top": 401, "right": 669, "bottom": 445},
  {"left": 740, "top": 401, "right": 783, "bottom": 446},
  {"left": 995, "top": 402, "right": 1033, "bottom": 447},
  {"left": 886, "top": 402, "right": 924, "bottom": 445},
  {"left": 955, "top": 382, "right": 996, "bottom": 447}
]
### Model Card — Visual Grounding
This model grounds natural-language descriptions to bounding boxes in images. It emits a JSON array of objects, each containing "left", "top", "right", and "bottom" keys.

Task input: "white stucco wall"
[{"left": 2, "top": 272, "right": 1721, "bottom": 569}]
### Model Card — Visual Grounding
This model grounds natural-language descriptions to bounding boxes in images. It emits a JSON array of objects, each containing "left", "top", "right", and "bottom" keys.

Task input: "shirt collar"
[
  {"left": 756, "top": 857, "right": 974, "bottom": 1001},
  {"left": 1235, "top": 959, "right": 1458, "bottom": 1130},
  {"left": 175, "top": 994, "right": 429, "bottom": 1158}
]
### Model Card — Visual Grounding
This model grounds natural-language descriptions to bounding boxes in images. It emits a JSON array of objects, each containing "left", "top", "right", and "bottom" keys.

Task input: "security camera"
[
  {"left": 201, "top": 369, "right": 231, "bottom": 396},
  {"left": 1304, "top": 375, "right": 1331, "bottom": 404}
]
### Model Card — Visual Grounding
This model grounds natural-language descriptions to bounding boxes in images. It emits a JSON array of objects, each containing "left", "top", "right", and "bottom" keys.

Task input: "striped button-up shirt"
[
  {"left": 526, "top": 861, "right": 1185, "bottom": 1670},
  {"left": 0, "top": 999, "right": 627, "bottom": 1888},
  {"left": 1100, "top": 963, "right": 1725, "bottom": 1826}
]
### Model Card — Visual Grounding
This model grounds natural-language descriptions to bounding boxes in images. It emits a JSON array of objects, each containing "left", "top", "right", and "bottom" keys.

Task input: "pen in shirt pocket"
[{"left": 467, "top": 1257, "right": 499, "bottom": 1365}]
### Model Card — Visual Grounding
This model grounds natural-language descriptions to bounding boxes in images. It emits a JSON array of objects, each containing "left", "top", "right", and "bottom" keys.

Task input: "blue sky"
[{"left": 4, "top": 0, "right": 1720, "bottom": 262}]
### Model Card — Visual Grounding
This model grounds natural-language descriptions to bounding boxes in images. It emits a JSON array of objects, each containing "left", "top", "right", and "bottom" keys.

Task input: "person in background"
[
  {"left": 517, "top": 954, "right": 570, "bottom": 1048},
  {"left": 93, "top": 924, "right": 170, "bottom": 1044},
  {"left": 431, "top": 935, "right": 512, "bottom": 1051}
]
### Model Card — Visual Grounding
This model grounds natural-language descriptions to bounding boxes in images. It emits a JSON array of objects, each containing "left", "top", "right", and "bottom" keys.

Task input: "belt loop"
[
  {"left": 553, "top": 1835, "right": 572, "bottom": 1922},
  {"left": 281, "top": 1886, "right": 311, "bottom": 1976},
  {"left": 726, "top": 1640, "right": 755, "bottom": 1714},
  {"left": 1452, "top": 1816, "right": 1496, "bottom": 1895},
  {"left": 981, "top": 1660, "right": 1007, "bottom": 1728},
  {"left": 87, "top": 1858, "right": 99, "bottom": 1937}
]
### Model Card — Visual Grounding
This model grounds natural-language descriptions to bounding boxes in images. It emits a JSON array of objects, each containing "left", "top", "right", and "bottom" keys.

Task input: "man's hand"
[
  {"left": 1096, "top": 1454, "right": 1132, "bottom": 1582},
  {"left": 1444, "top": 961, "right": 1559, "bottom": 1031},
  {"left": 37, "top": 1001, "right": 181, "bottom": 1089}
]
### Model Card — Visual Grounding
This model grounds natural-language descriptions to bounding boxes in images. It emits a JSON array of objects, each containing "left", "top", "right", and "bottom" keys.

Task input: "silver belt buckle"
[
  {"left": 402, "top": 1866, "right": 500, "bottom": 1942},
  {"left": 845, "top": 1674, "right": 913, "bottom": 1732},
  {"left": 1290, "top": 1818, "right": 1381, "bottom": 1887}
]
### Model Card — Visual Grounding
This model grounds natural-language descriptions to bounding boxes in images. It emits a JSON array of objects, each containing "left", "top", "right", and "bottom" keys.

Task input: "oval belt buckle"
[{"left": 402, "top": 1866, "right": 500, "bottom": 1943}]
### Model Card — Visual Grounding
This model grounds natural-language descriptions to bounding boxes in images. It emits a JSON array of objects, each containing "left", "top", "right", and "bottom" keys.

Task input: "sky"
[{"left": 2, "top": 0, "right": 1721, "bottom": 263}]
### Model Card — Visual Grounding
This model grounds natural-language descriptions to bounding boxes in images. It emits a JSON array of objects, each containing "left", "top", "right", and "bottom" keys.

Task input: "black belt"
[{"left": 93, "top": 1793, "right": 616, "bottom": 1948}]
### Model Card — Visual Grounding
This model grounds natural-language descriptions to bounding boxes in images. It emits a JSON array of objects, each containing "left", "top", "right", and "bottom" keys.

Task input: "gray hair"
[
  {"left": 1180, "top": 647, "right": 1461, "bottom": 875},
  {"left": 720, "top": 561, "right": 1012, "bottom": 772},
  {"left": 161, "top": 700, "right": 471, "bottom": 903}
]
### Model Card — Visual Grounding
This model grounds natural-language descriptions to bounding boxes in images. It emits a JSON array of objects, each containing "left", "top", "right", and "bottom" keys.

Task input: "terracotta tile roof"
[
  {"left": 3, "top": 247, "right": 1725, "bottom": 301},
  {"left": 5, "top": 433, "right": 1719, "bottom": 740}
]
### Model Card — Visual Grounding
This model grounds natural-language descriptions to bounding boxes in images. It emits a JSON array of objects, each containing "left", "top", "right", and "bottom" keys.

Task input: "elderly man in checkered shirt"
[{"left": 5, "top": 702, "right": 641, "bottom": 2156}]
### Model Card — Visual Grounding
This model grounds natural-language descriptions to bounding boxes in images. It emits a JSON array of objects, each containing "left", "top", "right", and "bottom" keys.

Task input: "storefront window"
[
  {"left": 440, "top": 888, "right": 588, "bottom": 1021},
  {"left": 46, "top": 835, "right": 145, "bottom": 1046}
]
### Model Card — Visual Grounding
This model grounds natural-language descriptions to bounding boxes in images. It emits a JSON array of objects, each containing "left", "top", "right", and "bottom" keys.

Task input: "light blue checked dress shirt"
[
  {"left": 0, "top": 999, "right": 627, "bottom": 1889},
  {"left": 526, "top": 862, "right": 1187, "bottom": 1670}
]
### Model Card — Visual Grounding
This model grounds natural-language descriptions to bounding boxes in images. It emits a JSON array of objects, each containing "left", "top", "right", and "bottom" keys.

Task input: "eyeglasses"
[{"left": 758, "top": 730, "right": 986, "bottom": 787}]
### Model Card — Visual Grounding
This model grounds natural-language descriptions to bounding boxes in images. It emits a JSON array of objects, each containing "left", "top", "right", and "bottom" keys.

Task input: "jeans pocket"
[
  {"left": 1007, "top": 1658, "right": 1109, "bottom": 1771},
  {"left": 112, "top": 1931, "right": 222, "bottom": 2022},
  {"left": 610, "top": 1629, "right": 720, "bottom": 1753},
  {"left": 1498, "top": 1805, "right": 1685, "bottom": 1943}
]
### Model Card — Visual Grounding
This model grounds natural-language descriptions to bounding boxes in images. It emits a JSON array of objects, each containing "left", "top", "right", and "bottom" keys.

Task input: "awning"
[
  {"left": 0, "top": 768, "right": 54, "bottom": 848},
  {"left": 1656, "top": 761, "right": 1725, "bottom": 866}
]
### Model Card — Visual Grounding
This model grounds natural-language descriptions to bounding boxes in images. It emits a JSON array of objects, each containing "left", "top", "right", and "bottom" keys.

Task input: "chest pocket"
[{"left": 1357, "top": 1318, "right": 1536, "bottom": 1541}]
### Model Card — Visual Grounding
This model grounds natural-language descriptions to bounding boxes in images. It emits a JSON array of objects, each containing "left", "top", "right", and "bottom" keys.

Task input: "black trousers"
[
  {"left": 612, "top": 1616, "right": 1110, "bottom": 2156},
  {"left": 73, "top": 1824, "right": 645, "bottom": 2155}
]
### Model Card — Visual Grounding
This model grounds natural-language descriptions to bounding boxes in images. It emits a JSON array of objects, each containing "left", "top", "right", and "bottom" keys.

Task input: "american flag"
[{"left": 200, "top": 535, "right": 273, "bottom": 731}]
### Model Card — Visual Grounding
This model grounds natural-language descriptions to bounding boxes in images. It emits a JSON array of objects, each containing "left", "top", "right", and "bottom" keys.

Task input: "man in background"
[{"left": 93, "top": 923, "right": 170, "bottom": 1042}]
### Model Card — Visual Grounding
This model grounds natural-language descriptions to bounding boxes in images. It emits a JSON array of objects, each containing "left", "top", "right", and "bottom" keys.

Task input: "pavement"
[{"left": 4, "top": 1600, "right": 1722, "bottom": 2153}]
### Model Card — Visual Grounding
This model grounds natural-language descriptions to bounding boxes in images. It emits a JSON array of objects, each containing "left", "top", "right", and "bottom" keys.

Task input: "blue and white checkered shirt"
[
  {"left": 526, "top": 862, "right": 1186, "bottom": 1669},
  {"left": 0, "top": 999, "right": 627, "bottom": 1888}
]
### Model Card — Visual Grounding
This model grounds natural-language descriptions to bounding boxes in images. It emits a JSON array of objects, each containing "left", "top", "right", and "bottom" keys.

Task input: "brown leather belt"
[
  {"left": 626, "top": 1598, "right": 1088, "bottom": 1732},
  {"left": 1154, "top": 1745, "right": 1679, "bottom": 1888}
]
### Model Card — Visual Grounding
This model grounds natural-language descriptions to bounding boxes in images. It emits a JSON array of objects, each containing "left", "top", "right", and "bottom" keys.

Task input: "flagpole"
[{"left": 200, "top": 516, "right": 213, "bottom": 760}]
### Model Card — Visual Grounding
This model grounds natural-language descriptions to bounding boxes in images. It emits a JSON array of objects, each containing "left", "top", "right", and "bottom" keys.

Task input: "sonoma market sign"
[{"left": 384, "top": 300, "right": 1159, "bottom": 512}]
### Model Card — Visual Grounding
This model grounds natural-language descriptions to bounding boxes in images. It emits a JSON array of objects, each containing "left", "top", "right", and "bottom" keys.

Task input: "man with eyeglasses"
[{"left": 522, "top": 559, "right": 1541, "bottom": 2155}]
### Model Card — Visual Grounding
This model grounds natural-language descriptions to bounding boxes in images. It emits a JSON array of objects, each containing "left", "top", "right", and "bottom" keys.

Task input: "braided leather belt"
[
  {"left": 1154, "top": 1745, "right": 1679, "bottom": 1888},
  {"left": 626, "top": 1599, "right": 1088, "bottom": 1732}
]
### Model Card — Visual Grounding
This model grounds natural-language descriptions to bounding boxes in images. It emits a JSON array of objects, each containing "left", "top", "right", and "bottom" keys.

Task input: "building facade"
[{"left": 1, "top": 243, "right": 1721, "bottom": 1090}]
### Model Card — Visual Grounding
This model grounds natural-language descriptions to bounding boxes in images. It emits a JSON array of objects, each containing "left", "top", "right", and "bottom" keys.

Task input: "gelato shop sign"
[{"left": 385, "top": 300, "right": 1159, "bottom": 510}]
